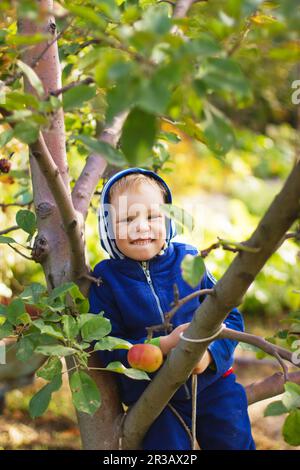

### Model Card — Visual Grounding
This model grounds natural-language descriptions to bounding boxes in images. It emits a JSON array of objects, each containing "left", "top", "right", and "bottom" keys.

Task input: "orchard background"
[{"left": 0, "top": 0, "right": 300, "bottom": 450}]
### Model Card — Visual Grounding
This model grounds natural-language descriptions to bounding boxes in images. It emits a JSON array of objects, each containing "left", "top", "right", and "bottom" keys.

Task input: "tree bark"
[{"left": 17, "top": 0, "right": 122, "bottom": 450}]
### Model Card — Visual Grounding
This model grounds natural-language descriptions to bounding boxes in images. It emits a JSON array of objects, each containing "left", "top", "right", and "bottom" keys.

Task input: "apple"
[{"left": 127, "top": 343, "right": 163, "bottom": 373}]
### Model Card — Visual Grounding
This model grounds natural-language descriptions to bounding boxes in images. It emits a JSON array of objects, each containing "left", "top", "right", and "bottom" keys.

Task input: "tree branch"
[
  {"left": 0, "top": 225, "right": 19, "bottom": 236},
  {"left": 245, "top": 371, "right": 300, "bottom": 406},
  {"left": 48, "top": 77, "right": 94, "bottom": 98},
  {"left": 30, "top": 133, "right": 87, "bottom": 280},
  {"left": 121, "top": 157, "right": 300, "bottom": 449},
  {"left": 219, "top": 327, "right": 297, "bottom": 382},
  {"left": 71, "top": 109, "right": 129, "bottom": 220}
]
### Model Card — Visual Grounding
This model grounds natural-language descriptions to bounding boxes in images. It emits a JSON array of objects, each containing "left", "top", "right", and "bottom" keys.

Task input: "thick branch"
[
  {"left": 122, "top": 158, "right": 300, "bottom": 449},
  {"left": 71, "top": 110, "right": 129, "bottom": 220},
  {"left": 219, "top": 327, "right": 298, "bottom": 381},
  {"left": 30, "top": 134, "right": 87, "bottom": 280},
  {"left": 245, "top": 371, "right": 300, "bottom": 406}
]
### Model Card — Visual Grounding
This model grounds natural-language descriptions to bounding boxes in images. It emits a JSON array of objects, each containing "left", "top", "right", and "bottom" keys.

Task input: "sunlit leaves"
[
  {"left": 181, "top": 254, "right": 206, "bottom": 288},
  {"left": 120, "top": 108, "right": 157, "bottom": 166},
  {"left": 70, "top": 370, "right": 101, "bottom": 415},
  {"left": 16, "top": 60, "right": 44, "bottom": 97},
  {"left": 203, "top": 106, "right": 236, "bottom": 156},
  {"left": 106, "top": 361, "right": 150, "bottom": 380},
  {"left": 29, "top": 375, "right": 62, "bottom": 418},
  {"left": 63, "top": 85, "right": 97, "bottom": 112},
  {"left": 80, "top": 315, "right": 111, "bottom": 342},
  {"left": 94, "top": 336, "right": 132, "bottom": 351},
  {"left": 74, "top": 134, "right": 127, "bottom": 166}
]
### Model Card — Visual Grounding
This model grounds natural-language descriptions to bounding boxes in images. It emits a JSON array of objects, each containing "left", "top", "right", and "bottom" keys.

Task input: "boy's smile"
[{"left": 110, "top": 183, "right": 167, "bottom": 261}]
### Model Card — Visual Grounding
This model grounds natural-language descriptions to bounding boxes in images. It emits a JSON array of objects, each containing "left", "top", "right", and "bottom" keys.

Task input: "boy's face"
[{"left": 110, "top": 182, "right": 167, "bottom": 261}]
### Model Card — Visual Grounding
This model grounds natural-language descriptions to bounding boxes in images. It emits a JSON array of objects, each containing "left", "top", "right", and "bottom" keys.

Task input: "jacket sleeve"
[
  {"left": 200, "top": 269, "right": 244, "bottom": 375},
  {"left": 88, "top": 272, "right": 148, "bottom": 368}
]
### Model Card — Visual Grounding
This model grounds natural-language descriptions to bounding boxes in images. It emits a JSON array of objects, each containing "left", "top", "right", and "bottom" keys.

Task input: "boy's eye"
[{"left": 148, "top": 214, "right": 161, "bottom": 220}]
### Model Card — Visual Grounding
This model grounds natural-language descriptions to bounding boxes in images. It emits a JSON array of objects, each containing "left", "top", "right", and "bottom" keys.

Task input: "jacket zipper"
[
  {"left": 140, "top": 261, "right": 165, "bottom": 324},
  {"left": 140, "top": 261, "right": 190, "bottom": 399}
]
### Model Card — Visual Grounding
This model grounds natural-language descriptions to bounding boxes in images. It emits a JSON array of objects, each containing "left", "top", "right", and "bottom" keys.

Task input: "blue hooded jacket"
[{"left": 89, "top": 168, "right": 244, "bottom": 406}]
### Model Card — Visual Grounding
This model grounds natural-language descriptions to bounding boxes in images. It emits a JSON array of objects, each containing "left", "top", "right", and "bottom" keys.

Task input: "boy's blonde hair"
[{"left": 108, "top": 173, "right": 168, "bottom": 203}]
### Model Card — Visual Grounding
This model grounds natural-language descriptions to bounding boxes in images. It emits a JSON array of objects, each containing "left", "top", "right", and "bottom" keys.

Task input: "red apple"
[{"left": 127, "top": 343, "right": 163, "bottom": 373}]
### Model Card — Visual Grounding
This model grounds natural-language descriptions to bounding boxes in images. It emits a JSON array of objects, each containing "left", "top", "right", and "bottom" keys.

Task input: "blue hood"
[{"left": 98, "top": 167, "right": 177, "bottom": 259}]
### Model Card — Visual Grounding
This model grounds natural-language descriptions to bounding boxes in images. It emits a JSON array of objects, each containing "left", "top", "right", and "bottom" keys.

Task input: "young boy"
[{"left": 89, "top": 167, "right": 255, "bottom": 450}]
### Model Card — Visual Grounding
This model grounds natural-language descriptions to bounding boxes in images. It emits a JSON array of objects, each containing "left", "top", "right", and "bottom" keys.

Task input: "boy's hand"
[
  {"left": 192, "top": 350, "right": 213, "bottom": 374},
  {"left": 160, "top": 323, "right": 190, "bottom": 356},
  {"left": 159, "top": 324, "right": 213, "bottom": 374}
]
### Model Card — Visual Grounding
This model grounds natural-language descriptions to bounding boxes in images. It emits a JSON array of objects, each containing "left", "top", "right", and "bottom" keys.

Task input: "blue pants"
[{"left": 143, "top": 373, "right": 255, "bottom": 450}]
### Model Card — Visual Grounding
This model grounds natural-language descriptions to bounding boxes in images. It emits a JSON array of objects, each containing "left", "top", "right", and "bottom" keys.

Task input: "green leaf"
[
  {"left": 16, "top": 209, "right": 36, "bottom": 236},
  {"left": 91, "top": 0, "right": 120, "bottom": 21},
  {"left": 35, "top": 344, "right": 76, "bottom": 356},
  {"left": 74, "top": 134, "right": 127, "bottom": 167},
  {"left": 48, "top": 282, "right": 84, "bottom": 303},
  {"left": 282, "top": 382, "right": 300, "bottom": 411},
  {"left": 283, "top": 410, "right": 300, "bottom": 446},
  {"left": 33, "top": 319, "right": 65, "bottom": 340},
  {"left": 66, "top": 4, "right": 106, "bottom": 29},
  {"left": 13, "top": 121, "right": 39, "bottom": 144},
  {"left": 16, "top": 60, "right": 44, "bottom": 97},
  {"left": 0, "top": 129, "right": 14, "bottom": 147},
  {"left": 188, "top": 34, "right": 221, "bottom": 58},
  {"left": 106, "top": 361, "right": 150, "bottom": 380},
  {"left": 181, "top": 254, "right": 206, "bottom": 288},
  {"left": 63, "top": 85, "right": 96, "bottom": 111},
  {"left": 37, "top": 357, "right": 63, "bottom": 381},
  {"left": 0, "top": 235, "right": 17, "bottom": 244},
  {"left": 7, "top": 299, "right": 26, "bottom": 325},
  {"left": 94, "top": 336, "right": 132, "bottom": 351},
  {"left": 135, "top": 4, "right": 171, "bottom": 35},
  {"left": 70, "top": 370, "right": 101, "bottom": 415},
  {"left": 160, "top": 204, "right": 194, "bottom": 235},
  {"left": 29, "top": 374, "right": 62, "bottom": 418},
  {"left": 264, "top": 400, "right": 288, "bottom": 417},
  {"left": 120, "top": 108, "right": 157, "bottom": 166},
  {"left": 81, "top": 315, "right": 111, "bottom": 342},
  {"left": 201, "top": 58, "right": 251, "bottom": 99},
  {"left": 16, "top": 336, "right": 35, "bottom": 362},
  {"left": 203, "top": 108, "right": 235, "bottom": 156},
  {"left": 20, "top": 282, "right": 47, "bottom": 304},
  {"left": 62, "top": 315, "right": 79, "bottom": 340},
  {"left": 0, "top": 321, "right": 14, "bottom": 340}
]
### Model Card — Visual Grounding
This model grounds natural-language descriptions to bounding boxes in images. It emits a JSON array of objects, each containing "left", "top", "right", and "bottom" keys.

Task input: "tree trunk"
[{"left": 18, "top": 0, "right": 122, "bottom": 449}]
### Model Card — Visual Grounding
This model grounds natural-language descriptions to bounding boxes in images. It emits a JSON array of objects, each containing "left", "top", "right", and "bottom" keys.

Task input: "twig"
[
  {"left": 0, "top": 201, "right": 33, "bottom": 208},
  {"left": 48, "top": 77, "right": 94, "bottom": 98},
  {"left": 167, "top": 403, "right": 194, "bottom": 447},
  {"left": 200, "top": 238, "right": 260, "bottom": 258},
  {"left": 219, "top": 327, "right": 298, "bottom": 380},
  {"left": 80, "top": 273, "right": 103, "bottom": 287},
  {"left": 165, "top": 288, "right": 214, "bottom": 322},
  {"left": 227, "top": 17, "right": 252, "bottom": 57},
  {"left": 146, "top": 288, "right": 214, "bottom": 339},
  {"left": 285, "top": 231, "right": 300, "bottom": 241},
  {"left": 0, "top": 225, "right": 19, "bottom": 235},
  {"left": 7, "top": 243, "right": 32, "bottom": 261}
]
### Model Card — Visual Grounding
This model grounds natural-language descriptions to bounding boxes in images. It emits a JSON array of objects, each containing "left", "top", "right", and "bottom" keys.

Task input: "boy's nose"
[{"left": 136, "top": 218, "right": 150, "bottom": 232}]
